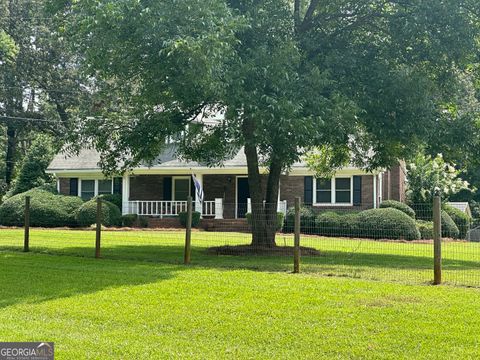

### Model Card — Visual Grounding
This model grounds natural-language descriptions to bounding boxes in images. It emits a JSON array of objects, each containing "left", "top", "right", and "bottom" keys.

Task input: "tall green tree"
[
  {"left": 0, "top": 0, "right": 84, "bottom": 190},
  {"left": 59, "top": 0, "right": 480, "bottom": 247}
]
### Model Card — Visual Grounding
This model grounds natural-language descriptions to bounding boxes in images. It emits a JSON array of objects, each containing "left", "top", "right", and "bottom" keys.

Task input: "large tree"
[
  {"left": 0, "top": 0, "right": 84, "bottom": 190},
  {"left": 58, "top": 0, "right": 480, "bottom": 246}
]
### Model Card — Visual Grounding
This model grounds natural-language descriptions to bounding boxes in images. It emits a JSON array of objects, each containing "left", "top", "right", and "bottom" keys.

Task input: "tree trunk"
[{"left": 242, "top": 118, "right": 281, "bottom": 248}]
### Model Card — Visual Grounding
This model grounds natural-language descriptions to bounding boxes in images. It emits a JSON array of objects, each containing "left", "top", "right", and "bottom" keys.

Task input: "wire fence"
[{"left": 0, "top": 196, "right": 479, "bottom": 287}]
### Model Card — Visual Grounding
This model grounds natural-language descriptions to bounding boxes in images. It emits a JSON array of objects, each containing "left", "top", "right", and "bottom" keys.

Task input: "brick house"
[{"left": 47, "top": 145, "right": 405, "bottom": 221}]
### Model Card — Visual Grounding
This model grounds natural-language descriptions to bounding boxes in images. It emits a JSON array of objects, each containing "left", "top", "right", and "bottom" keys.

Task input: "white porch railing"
[{"left": 125, "top": 199, "right": 223, "bottom": 218}]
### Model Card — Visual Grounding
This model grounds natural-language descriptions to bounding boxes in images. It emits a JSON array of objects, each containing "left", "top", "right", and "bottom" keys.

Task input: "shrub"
[
  {"left": 380, "top": 200, "right": 416, "bottom": 219},
  {"left": 356, "top": 208, "right": 420, "bottom": 240},
  {"left": 246, "top": 212, "right": 285, "bottom": 231},
  {"left": 122, "top": 214, "right": 138, "bottom": 227},
  {"left": 76, "top": 199, "right": 122, "bottom": 227},
  {"left": 138, "top": 216, "right": 149, "bottom": 228},
  {"left": 98, "top": 194, "right": 122, "bottom": 211},
  {"left": 441, "top": 210, "right": 460, "bottom": 239},
  {"left": 444, "top": 205, "right": 471, "bottom": 239},
  {"left": 179, "top": 211, "right": 201, "bottom": 227},
  {"left": 416, "top": 220, "right": 434, "bottom": 240},
  {"left": 0, "top": 189, "right": 83, "bottom": 227},
  {"left": 315, "top": 212, "right": 358, "bottom": 237},
  {"left": 284, "top": 206, "right": 316, "bottom": 233}
]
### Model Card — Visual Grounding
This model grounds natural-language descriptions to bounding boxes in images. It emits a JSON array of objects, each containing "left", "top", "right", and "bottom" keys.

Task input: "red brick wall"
[
  {"left": 381, "top": 162, "right": 406, "bottom": 203},
  {"left": 58, "top": 178, "right": 70, "bottom": 195},
  {"left": 129, "top": 175, "right": 164, "bottom": 200},
  {"left": 203, "top": 174, "right": 237, "bottom": 219}
]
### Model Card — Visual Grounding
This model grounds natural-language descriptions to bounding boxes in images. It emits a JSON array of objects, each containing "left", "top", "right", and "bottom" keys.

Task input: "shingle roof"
[{"left": 47, "top": 145, "right": 279, "bottom": 171}]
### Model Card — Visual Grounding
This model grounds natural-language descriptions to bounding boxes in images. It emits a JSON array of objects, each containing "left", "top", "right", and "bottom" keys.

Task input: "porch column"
[
  {"left": 122, "top": 173, "right": 130, "bottom": 215},
  {"left": 194, "top": 173, "right": 203, "bottom": 216},
  {"left": 214, "top": 198, "right": 224, "bottom": 219}
]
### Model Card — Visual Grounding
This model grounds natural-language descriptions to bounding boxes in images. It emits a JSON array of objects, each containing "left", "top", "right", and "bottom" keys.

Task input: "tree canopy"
[{"left": 54, "top": 0, "right": 480, "bottom": 245}]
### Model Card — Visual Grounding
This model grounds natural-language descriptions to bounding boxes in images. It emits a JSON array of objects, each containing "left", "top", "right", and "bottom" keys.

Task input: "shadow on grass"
[
  {"left": 3, "top": 243, "right": 479, "bottom": 272},
  {"left": 0, "top": 251, "right": 180, "bottom": 309}
]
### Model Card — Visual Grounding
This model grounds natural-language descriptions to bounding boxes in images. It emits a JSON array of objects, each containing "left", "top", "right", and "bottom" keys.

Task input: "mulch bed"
[{"left": 206, "top": 245, "right": 321, "bottom": 256}]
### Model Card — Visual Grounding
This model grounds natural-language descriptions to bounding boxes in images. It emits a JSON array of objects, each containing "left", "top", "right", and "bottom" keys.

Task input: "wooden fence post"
[
  {"left": 24, "top": 196, "right": 30, "bottom": 252},
  {"left": 293, "top": 197, "right": 301, "bottom": 273},
  {"left": 95, "top": 197, "right": 102, "bottom": 258},
  {"left": 184, "top": 196, "right": 192, "bottom": 264},
  {"left": 433, "top": 195, "right": 442, "bottom": 285}
]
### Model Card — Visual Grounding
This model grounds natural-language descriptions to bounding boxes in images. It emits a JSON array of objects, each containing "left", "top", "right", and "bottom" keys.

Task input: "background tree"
[
  {"left": 57, "top": 0, "right": 480, "bottom": 247},
  {"left": 7, "top": 134, "right": 56, "bottom": 197},
  {"left": 0, "top": 0, "right": 85, "bottom": 195}
]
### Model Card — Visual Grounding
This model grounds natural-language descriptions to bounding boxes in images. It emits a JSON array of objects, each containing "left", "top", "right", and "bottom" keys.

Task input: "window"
[
  {"left": 173, "top": 178, "right": 190, "bottom": 201},
  {"left": 98, "top": 180, "right": 112, "bottom": 195},
  {"left": 335, "top": 178, "right": 351, "bottom": 204},
  {"left": 316, "top": 178, "right": 332, "bottom": 204},
  {"left": 81, "top": 180, "right": 95, "bottom": 201},
  {"left": 313, "top": 177, "right": 353, "bottom": 205}
]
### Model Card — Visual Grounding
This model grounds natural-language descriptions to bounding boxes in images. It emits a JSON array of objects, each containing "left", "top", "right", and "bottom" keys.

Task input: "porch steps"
[
  {"left": 200, "top": 219, "right": 250, "bottom": 233},
  {"left": 147, "top": 217, "right": 250, "bottom": 232}
]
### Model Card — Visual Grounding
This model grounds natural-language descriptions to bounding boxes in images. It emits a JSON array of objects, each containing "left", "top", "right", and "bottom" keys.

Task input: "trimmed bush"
[
  {"left": 0, "top": 189, "right": 83, "bottom": 227},
  {"left": 246, "top": 212, "right": 285, "bottom": 231},
  {"left": 416, "top": 220, "right": 434, "bottom": 240},
  {"left": 76, "top": 199, "right": 122, "bottom": 227},
  {"left": 315, "top": 212, "right": 358, "bottom": 237},
  {"left": 122, "top": 214, "right": 138, "bottom": 227},
  {"left": 441, "top": 210, "right": 460, "bottom": 239},
  {"left": 356, "top": 208, "right": 420, "bottom": 240},
  {"left": 444, "top": 205, "right": 471, "bottom": 239},
  {"left": 179, "top": 211, "right": 201, "bottom": 227},
  {"left": 284, "top": 206, "right": 316, "bottom": 233},
  {"left": 138, "top": 216, "right": 149, "bottom": 228},
  {"left": 380, "top": 200, "right": 416, "bottom": 219},
  {"left": 98, "top": 194, "right": 122, "bottom": 211}
]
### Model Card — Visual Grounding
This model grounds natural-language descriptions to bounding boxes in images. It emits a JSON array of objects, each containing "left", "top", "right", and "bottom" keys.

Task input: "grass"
[
  {"left": 1, "top": 228, "right": 480, "bottom": 286},
  {"left": 1, "top": 251, "right": 480, "bottom": 359}
]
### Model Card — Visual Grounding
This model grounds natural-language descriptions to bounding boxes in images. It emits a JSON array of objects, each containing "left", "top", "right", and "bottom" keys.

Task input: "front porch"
[{"left": 121, "top": 173, "right": 288, "bottom": 220}]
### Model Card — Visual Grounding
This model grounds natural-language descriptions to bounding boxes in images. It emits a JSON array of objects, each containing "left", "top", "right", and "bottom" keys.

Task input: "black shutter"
[
  {"left": 353, "top": 176, "right": 362, "bottom": 206},
  {"left": 304, "top": 176, "right": 313, "bottom": 205},
  {"left": 113, "top": 177, "right": 122, "bottom": 194},
  {"left": 163, "top": 177, "right": 172, "bottom": 200},
  {"left": 69, "top": 178, "right": 78, "bottom": 196}
]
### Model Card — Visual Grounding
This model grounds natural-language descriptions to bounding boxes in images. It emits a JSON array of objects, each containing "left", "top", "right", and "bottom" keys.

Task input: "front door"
[{"left": 237, "top": 177, "right": 250, "bottom": 218}]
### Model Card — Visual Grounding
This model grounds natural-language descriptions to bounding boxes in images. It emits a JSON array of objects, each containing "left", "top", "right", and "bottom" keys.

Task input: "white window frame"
[
  {"left": 313, "top": 176, "right": 353, "bottom": 206},
  {"left": 79, "top": 179, "right": 114, "bottom": 199},
  {"left": 172, "top": 176, "right": 191, "bottom": 201}
]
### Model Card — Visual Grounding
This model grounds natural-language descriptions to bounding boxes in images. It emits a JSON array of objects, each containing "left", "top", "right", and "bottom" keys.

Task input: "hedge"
[
  {"left": 246, "top": 212, "right": 285, "bottom": 231},
  {"left": 179, "top": 211, "right": 201, "bottom": 227},
  {"left": 416, "top": 220, "right": 434, "bottom": 240},
  {"left": 441, "top": 210, "right": 460, "bottom": 239},
  {"left": 284, "top": 206, "right": 316, "bottom": 233},
  {"left": 122, "top": 214, "right": 138, "bottom": 227},
  {"left": 380, "top": 200, "right": 416, "bottom": 219},
  {"left": 76, "top": 199, "right": 122, "bottom": 227},
  {"left": 444, "top": 205, "right": 471, "bottom": 239},
  {"left": 98, "top": 194, "right": 122, "bottom": 211},
  {"left": 0, "top": 189, "right": 83, "bottom": 227},
  {"left": 355, "top": 208, "right": 421, "bottom": 240},
  {"left": 315, "top": 212, "right": 358, "bottom": 237}
]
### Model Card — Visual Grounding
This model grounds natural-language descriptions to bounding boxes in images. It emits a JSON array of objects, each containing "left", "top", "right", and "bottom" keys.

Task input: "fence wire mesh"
[{"left": 0, "top": 200, "right": 479, "bottom": 287}]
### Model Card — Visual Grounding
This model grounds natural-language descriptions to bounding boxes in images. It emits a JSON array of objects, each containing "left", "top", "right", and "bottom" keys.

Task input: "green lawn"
[
  {"left": 1, "top": 251, "right": 480, "bottom": 359},
  {"left": 1, "top": 228, "right": 480, "bottom": 286}
]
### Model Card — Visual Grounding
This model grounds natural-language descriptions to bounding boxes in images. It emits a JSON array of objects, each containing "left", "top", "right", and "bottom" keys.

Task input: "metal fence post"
[
  {"left": 95, "top": 197, "right": 102, "bottom": 259},
  {"left": 293, "top": 197, "right": 301, "bottom": 273},
  {"left": 24, "top": 196, "right": 30, "bottom": 252},
  {"left": 433, "top": 195, "right": 442, "bottom": 285},
  {"left": 184, "top": 196, "right": 192, "bottom": 264}
]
